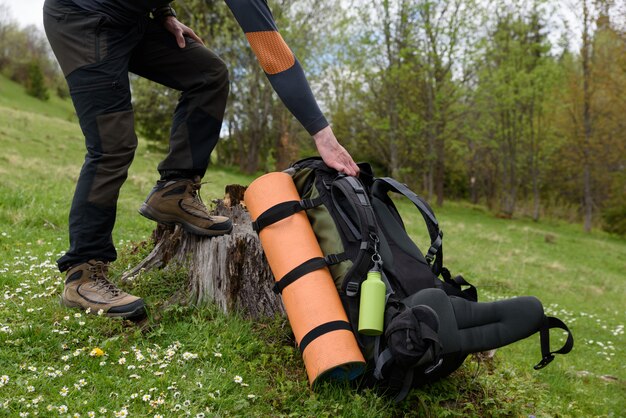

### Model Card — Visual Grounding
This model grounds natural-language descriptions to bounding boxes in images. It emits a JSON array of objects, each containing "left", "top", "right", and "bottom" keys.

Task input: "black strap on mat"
[
  {"left": 252, "top": 197, "right": 322, "bottom": 233},
  {"left": 534, "top": 316, "right": 574, "bottom": 370},
  {"left": 272, "top": 254, "right": 349, "bottom": 294},
  {"left": 273, "top": 257, "right": 327, "bottom": 294},
  {"left": 299, "top": 320, "right": 353, "bottom": 354}
]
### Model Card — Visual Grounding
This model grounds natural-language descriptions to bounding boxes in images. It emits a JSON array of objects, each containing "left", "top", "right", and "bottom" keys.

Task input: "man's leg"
[
  {"left": 130, "top": 19, "right": 229, "bottom": 178},
  {"left": 130, "top": 19, "right": 232, "bottom": 236},
  {"left": 43, "top": 0, "right": 146, "bottom": 319},
  {"left": 44, "top": 0, "right": 146, "bottom": 271},
  {"left": 59, "top": 72, "right": 138, "bottom": 269}
]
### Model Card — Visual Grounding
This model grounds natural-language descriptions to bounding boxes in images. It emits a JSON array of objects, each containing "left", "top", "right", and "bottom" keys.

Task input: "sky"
[
  {"left": 4, "top": 0, "right": 44, "bottom": 28},
  {"left": 2, "top": 0, "right": 618, "bottom": 53}
]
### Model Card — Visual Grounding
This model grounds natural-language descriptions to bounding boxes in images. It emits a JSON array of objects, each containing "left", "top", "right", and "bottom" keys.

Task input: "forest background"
[{"left": 1, "top": 0, "right": 625, "bottom": 235}]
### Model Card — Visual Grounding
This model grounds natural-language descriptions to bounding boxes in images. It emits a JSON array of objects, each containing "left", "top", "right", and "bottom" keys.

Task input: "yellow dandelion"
[{"left": 90, "top": 347, "right": 104, "bottom": 357}]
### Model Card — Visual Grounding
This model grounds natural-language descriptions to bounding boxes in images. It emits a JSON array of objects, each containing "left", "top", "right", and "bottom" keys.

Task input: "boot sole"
[
  {"left": 138, "top": 203, "right": 233, "bottom": 237},
  {"left": 61, "top": 298, "right": 147, "bottom": 322}
]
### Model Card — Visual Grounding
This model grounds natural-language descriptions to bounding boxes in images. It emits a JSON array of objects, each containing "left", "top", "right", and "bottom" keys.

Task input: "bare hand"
[
  {"left": 313, "top": 126, "right": 360, "bottom": 176},
  {"left": 162, "top": 16, "right": 204, "bottom": 49}
]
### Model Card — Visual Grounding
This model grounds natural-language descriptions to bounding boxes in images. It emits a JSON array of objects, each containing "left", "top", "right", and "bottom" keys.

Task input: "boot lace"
[
  {"left": 185, "top": 179, "right": 213, "bottom": 216},
  {"left": 190, "top": 181, "right": 208, "bottom": 208},
  {"left": 89, "top": 262, "right": 122, "bottom": 297}
]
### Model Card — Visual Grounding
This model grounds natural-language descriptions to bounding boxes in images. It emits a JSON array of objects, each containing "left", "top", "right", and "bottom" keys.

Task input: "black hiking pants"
[{"left": 43, "top": 0, "right": 229, "bottom": 271}]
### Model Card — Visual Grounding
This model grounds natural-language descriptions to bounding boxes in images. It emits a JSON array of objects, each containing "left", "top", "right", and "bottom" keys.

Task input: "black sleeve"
[{"left": 224, "top": 0, "right": 329, "bottom": 135}]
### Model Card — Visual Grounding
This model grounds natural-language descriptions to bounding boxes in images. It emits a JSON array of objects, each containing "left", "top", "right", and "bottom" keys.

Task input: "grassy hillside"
[
  {"left": 0, "top": 75, "right": 624, "bottom": 417},
  {"left": 0, "top": 75, "right": 76, "bottom": 121}
]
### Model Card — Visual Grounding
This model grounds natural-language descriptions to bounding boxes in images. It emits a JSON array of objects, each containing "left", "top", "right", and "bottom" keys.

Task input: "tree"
[
  {"left": 593, "top": 8, "right": 626, "bottom": 234},
  {"left": 416, "top": 0, "right": 479, "bottom": 205},
  {"left": 580, "top": 0, "right": 594, "bottom": 231},
  {"left": 553, "top": 0, "right": 626, "bottom": 232},
  {"left": 25, "top": 60, "right": 49, "bottom": 100},
  {"left": 0, "top": 6, "right": 63, "bottom": 99},
  {"left": 471, "top": 2, "right": 556, "bottom": 217}
]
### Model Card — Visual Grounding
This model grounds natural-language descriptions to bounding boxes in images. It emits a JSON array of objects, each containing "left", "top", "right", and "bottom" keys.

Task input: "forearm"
[
  {"left": 225, "top": 0, "right": 328, "bottom": 135},
  {"left": 265, "top": 61, "right": 329, "bottom": 135}
]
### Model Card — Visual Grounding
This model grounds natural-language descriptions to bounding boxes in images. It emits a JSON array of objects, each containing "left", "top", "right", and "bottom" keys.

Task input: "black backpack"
[{"left": 252, "top": 158, "right": 573, "bottom": 401}]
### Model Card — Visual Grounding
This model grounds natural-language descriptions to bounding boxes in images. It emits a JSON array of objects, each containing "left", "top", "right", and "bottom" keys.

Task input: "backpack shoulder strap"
[
  {"left": 333, "top": 175, "right": 378, "bottom": 238},
  {"left": 372, "top": 177, "right": 443, "bottom": 274},
  {"left": 374, "top": 177, "right": 439, "bottom": 231},
  {"left": 331, "top": 176, "right": 380, "bottom": 289}
]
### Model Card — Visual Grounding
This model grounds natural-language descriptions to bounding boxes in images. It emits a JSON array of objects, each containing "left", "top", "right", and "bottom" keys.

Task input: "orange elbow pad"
[{"left": 245, "top": 31, "right": 296, "bottom": 74}]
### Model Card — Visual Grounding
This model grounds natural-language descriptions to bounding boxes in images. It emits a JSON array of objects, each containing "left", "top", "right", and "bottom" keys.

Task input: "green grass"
[
  {"left": 0, "top": 75, "right": 76, "bottom": 121},
  {"left": 0, "top": 74, "right": 624, "bottom": 417}
]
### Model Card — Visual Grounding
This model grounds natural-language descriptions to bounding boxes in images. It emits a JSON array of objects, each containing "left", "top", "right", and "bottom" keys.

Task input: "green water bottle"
[{"left": 358, "top": 265, "right": 386, "bottom": 336}]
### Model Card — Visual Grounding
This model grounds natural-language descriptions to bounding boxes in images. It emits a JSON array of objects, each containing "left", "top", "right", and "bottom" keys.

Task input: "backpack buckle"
[
  {"left": 534, "top": 354, "right": 555, "bottom": 370},
  {"left": 345, "top": 282, "right": 359, "bottom": 297},
  {"left": 299, "top": 198, "right": 321, "bottom": 210},
  {"left": 425, "top": 230, "right": 443, "bottom": 263}
]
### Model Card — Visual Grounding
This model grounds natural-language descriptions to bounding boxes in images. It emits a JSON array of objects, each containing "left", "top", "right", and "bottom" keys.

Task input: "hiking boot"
[
  {"left": 62, "top": 260, "right": 146, "bottom": 320},
  {"left": 139, "top": 177, "right": 233, "bottom": 236}
]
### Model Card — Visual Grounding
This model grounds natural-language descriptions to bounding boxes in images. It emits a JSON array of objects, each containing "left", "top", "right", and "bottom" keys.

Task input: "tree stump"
[{"left": 121, "top": 185, "right": 285, "bottom": 319}]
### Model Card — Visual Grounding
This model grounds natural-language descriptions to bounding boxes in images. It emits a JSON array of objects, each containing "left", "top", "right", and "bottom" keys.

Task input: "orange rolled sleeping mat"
[{"left": 244, "top": 172, "right": 365, "bottom": 386}]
